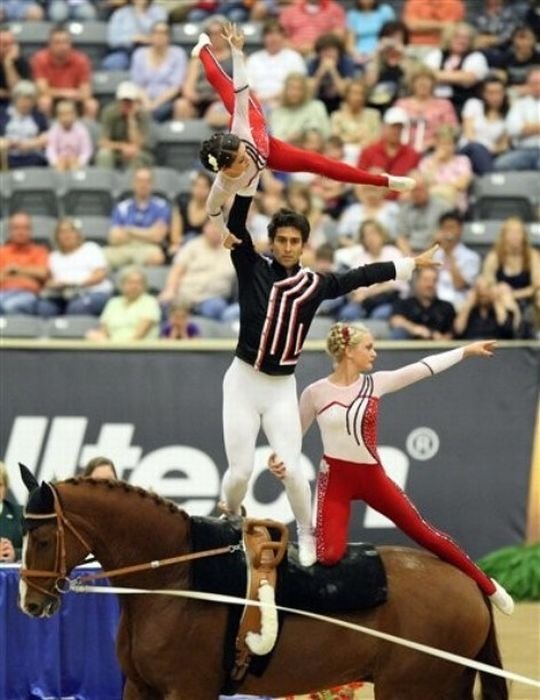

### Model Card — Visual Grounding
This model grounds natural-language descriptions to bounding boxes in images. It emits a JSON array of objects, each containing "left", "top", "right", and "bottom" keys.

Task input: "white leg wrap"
[{"left": 245, "top": 581, "right": 278, "bottom": 655}]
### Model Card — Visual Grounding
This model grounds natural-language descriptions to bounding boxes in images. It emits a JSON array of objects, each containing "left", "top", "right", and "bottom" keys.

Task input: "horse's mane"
[{"left": 60, "top": 477, "right": 190, "bottom": 522}]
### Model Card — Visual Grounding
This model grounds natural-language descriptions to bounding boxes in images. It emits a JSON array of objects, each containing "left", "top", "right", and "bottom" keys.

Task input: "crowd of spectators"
[{"left": 0, "top": 0, "right": 539, "bottom": 342}]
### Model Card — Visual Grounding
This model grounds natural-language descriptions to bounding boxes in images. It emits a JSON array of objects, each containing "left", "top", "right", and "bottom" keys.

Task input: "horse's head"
[{"left": 18, "top": 464, "right": 91, "bottom": 618}]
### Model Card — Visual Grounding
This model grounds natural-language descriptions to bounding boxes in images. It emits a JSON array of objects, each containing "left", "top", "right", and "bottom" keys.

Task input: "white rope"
[{"left": 70, "top": 581, "right": 540, "bottom": 690}]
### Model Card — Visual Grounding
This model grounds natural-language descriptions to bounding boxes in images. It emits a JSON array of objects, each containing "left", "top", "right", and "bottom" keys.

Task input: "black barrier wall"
[{"left": 1, "top": 344, "right": 538, "bottom": 559}]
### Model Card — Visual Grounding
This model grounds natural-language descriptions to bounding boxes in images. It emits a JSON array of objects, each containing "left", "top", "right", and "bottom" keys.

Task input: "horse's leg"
[{"left": 123, "top": 678, "right": 161, "bottom": 700}]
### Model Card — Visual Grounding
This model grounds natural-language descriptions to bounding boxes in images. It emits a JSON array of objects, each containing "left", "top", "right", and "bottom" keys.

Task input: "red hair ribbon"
[{"left": 341, "top": 325, "right": 350, "bottom": 346}]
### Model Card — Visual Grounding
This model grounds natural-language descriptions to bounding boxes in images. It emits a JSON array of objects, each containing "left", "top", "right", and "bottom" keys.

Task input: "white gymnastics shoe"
[
  {"left": 297, "top": 528, "right": 317, "bottom": 567},
  {"left": 488, "top": 579, "right": 515, "bottom": 615},
  {"left": 191, "top": 33, "right": 211, "bottom": 58},
  {"left": 387, "top": 174, "right": 415, "bottom": 192}
]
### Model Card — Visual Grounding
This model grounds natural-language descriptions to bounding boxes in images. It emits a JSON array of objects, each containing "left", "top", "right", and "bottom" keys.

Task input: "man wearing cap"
[
  {"left": 95, "top": 81, "right": 154, "bottom": 169},
  {"left": 31, "top": 25, "right": 97, "bottom": 119},
  {"left": 358, "top": 106, "right": 420, "bottom": 199}
]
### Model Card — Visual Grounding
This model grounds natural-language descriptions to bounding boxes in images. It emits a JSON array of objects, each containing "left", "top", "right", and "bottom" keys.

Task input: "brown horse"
[{"left": 19, "top": 475, "right": 508, "bottom": 700}]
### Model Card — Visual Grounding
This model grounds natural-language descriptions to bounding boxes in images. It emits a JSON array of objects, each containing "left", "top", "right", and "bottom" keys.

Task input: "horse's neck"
[{"left": 62, "top": 483, "right": 190, "bottom": 584}]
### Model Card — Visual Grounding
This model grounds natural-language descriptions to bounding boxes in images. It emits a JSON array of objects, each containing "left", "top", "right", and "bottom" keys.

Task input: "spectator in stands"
[
  {"left": 346, "top": 0, "right": 395, "bottom": 64},
  {"left": 419, "top": 125, "right": 473, "bottom": 212},
  {"left": 37, "top": 218, "right": 113, "bottom": 318},
  {"left": 0, "top": 0, "right": 43, "bottom": 21},
  {"left": 481, "top": 216, "right": 540, "bottom": 333},
  {"left": 330, "top": 79, "right": 381, "bottom": 160},
  {"left": 364, "top": 25, "right": 414, "bottom": 113},
  {"left": 173, "top": 15, "right": 233, "bottom": 127},
  {"left": 269, "top": 73, "right": 331, "bottom": 142},
  {"left": 130, "top": 21, "right": 187, "bottom": 123},
  {"left": 279, "top": 0, "right": 347, "bottom": 56},
  {"left": 423, "top": 23, "right": 489, "bottom": 117},
  {"left": 402, "top": 0, "right": 465, "bottom": 47},
  {"left": 489, "top": 25, "right": 540, "bottom": 96},
  {"left": 454, "top": 277, "right": 520, "bottom": 339},
  {"left": 83, "top": 456, "right": 119, "bottom": 479},
  {"left": 0, "top": 28, "right": 32, "bottom": 111},
  {"left": 395, "top": 67, "right": 458, "bottom": 154},
  {"left": 459, "top": 76, "right": 509, "bottom": 175},
  {"left": 246, "top": 19, "right": 306, "bottom": 110},
  {"left": 105, "top": 166, "right": 171, "bottom": 269},
  {"left": 171, "top": 172, "right": 213, "bottom": 248},
  {"left": 307, "top": 33, "right": 356, "bottom": 114},
  {"left": 250, "top": 0, "right": 290, "bottom": 21},
  {"left": 86, "top": 266, "right": 161, "bottom": 341},
  {"left": 45, "top": 99, "right": 93, "bottom": 171},
  {"left": 389, "top": 267, "right": 456, "bottom": 340},
  {"left": 433, "top": 210, "right": 481, "bottom": 310},
  {"left": 395, "top": 170, "right": 452, "bottom": 255},
  {"left": 494, "top": 66, "right": 540, "bottom": 172},
  {"left": 523, "top": 0, "right": 540, "bottom": 41},
  {"left": 0, "top": 80, "right": 48, "bottom": 168},
  {"left": 185, "top": 0, "right": 251, "bottom": 22},
  {"left": 0, "top": 212, "right": 48, "bottom": 315},
  {"left": 357, "top": 107, "right": 420, "bottom": 193},
  {"left": 102, "top": 0, "right": 167, "bottom": 71},
  {"left": 160, "top": 300, "right": 200, "bottom": 339},
  {"left": 0, "top": 462, "right": 23, "bottom": 563},
  {"left": 335, "top": 219, "right": 405, "bottom": 321},
  {"left": 473, "top": 0, "right": 520, "bottom": 52},
  {"left": 95, "top": 81, "right": 154, "bottom": 169},
  {"left": 285, "top": 182, "right": 334, "bottom": 258},
  {"left": 159, "top": 221, "right": 236, "bottom": 322},
  {"left": 31, "top": 25, "right": 98, "bottom": 120},
  {"left": 48, "top": 0, "right": 97, "bottom": 22},
  {"left": 337, "top": 181, "right": 399, "bottom": 244}
]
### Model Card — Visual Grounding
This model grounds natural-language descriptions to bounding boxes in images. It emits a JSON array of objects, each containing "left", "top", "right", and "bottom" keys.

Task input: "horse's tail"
[{"left": 477, "top": 599, "right": 509, "bottom": 700}]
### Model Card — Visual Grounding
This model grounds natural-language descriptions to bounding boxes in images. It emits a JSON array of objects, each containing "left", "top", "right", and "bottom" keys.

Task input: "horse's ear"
[
  {"left": 39, "top": 482, "right": 55, "bottom": 512},
  {"left": 19, "top": 463, "right": 39, "bottom": 493}
]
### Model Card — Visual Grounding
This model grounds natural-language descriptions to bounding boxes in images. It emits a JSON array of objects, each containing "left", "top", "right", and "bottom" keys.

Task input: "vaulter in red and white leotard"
[
  {"left": 271, "top": 323, "right": 514, "bottom": 614},
  {"left": 191, "top": 23, "right": 414, "bottom": 241}
]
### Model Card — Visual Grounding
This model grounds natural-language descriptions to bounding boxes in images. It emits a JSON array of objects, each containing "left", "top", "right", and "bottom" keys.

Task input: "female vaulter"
[
  {"left": 191, "top": 23, "right": 414, "bottom": 243},
  {"left": 270, "top": 323, "right": 514, "bottom": 615}
]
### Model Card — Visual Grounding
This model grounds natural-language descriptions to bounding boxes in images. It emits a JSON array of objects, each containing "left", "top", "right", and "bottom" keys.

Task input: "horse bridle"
[
  {"left": 21, "top": 485, "right": 93, "bottom": 599},
  {"left": 21, "top": 485, "right": 242, "bottom": 598}
]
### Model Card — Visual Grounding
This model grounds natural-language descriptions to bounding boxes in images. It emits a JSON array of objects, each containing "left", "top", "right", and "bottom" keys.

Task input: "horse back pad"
[{"left": 190, "top": 516, "right": 387, "bottom": 685}]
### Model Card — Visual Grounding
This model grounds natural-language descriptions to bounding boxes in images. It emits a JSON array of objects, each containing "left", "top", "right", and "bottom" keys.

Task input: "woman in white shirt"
[
  {"left": 460, "top": 76, "right": 510, "bottom": 174},
  {"left": 37, "top": 218, "right": 113, "bottom": 317}
]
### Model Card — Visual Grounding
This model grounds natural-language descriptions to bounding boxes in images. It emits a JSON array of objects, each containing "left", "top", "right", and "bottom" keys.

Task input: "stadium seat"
[
  {"left": 189, "top": 316, "right": 230, "bottom": 339},
  {"left": 171, "top": 22, "right": 263, "bottom": 51},
  {"left": 462, "top": 220, "right": 502, "bottom": 251},
  {"left": 141, "top": 266, "right": 170, "bottom": 295},
  {"left": 361, "top": 319, "right": 391, "bottom": 340},
  {"left": 306, "top": 316, "right": 334, "bottom": 340},
  {"left": 115, "top": 167, "right": 193, "bottom": 202},
  {"left": 7, "top": 168, "right": 62, "bottom": 217},
  {"left": 9, "top": 21, "right": 52, "bottom": 58},
  {"left": 63, "top": 168, "right": 116, "bottom": 217},
  {"left": 0, "top": 315, "right": 44, "bottom": 339},
  {"left": 46, "top": 315, "right": 100, "bottom": 339},
  {"left": 72, "top": 215, "right": 110, "bottom": 244},
  {"left": 471, "top": 171, "right": 539, "bottom": 222},
  {"left": 155, "top": 121, "right": 215, "bottom": 170},
  {"left": 67, "top": 21, "right": 109, "bottom": 67},
  {"left": 92, "top": 70, "right": 130, "bottom": 108}
]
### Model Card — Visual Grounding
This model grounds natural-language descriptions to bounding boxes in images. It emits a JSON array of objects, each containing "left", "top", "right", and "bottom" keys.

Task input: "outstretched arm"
[
  {"left": 222, "top": 22, "right": 252, "bottom": 142},
  {"left": 374, "top": 341, "right": 497, "bottom": 396}
]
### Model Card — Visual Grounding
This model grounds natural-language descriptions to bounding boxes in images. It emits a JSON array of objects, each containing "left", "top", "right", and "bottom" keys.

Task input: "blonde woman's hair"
[
  {"left": 441, "top": 22, "right": 476, "bottom": 51},
  {"left": 408, "top": 65, "right": 437, "bottom": 92},
  {"left": 495, "top": 217, "right": 531, "bottom": 271},
  {"left": 326, "top": 322, "right": 370, "bottom": 362},
  {"left": 54, "top": 217, "right": 83, "bottom": 245},
  {"left": 281, "top": 73, "right": 311, "bottom": 107},
  {"left": 0, "top": 462, "right": 8, "bottom": 490}
]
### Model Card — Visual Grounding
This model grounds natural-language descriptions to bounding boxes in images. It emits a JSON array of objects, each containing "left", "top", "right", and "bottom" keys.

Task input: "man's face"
[
  {"left": 415, "top": 269, "right": 438, "bottom": 300},
  {"left": 9, "top": 215, "right": 32, "bottom": 245},
  {"left": 264, "top": 28, "right": 284, "bottom": 54},
  {"left": 270, "top": 227, "right": 305, "bottom": 270},
  {"left": 437, "top": 219, "right": 462, "bottom": 249},
  {"left": 133, "top": 169, "right": 153, "bottom": 199},
  {"left": 384, "top": 123, "right": 403, "bottom": 145},
  {"left": 49, "top": 31, "right": 72, "bottom": 60}
]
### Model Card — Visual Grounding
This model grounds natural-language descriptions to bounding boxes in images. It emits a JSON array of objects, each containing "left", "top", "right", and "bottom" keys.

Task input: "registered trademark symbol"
[{"left": 406, "top": 427, "right": 440, "bottom": 461}]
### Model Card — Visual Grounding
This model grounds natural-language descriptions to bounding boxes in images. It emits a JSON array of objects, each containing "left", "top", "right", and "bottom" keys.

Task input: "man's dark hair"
[
  {"left": 262, "top": 18, "right": 284, "bottom": 36},
  {"left": 438, "top": 210, "right": 463, "bottom": 227},
  {"left": 200, "top": 132, "right": 241, "bottom": 172},
  {"left": 268, "top": 208, "right": 310, "bottom": 243},
  {"left": 83, "top": 457, "right": 118, "bottom": 478},
  {"left": 314, "top": 33, "right": 345, "bottom": 56}
]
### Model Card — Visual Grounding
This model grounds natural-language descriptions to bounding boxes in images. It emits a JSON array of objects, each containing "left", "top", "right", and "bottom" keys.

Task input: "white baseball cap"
[
  {"left": 383, "top": 106, "right": 409, "bottom": 125},
  {"left": 116, "top": 81, "right": 140, "bottom": 101}
]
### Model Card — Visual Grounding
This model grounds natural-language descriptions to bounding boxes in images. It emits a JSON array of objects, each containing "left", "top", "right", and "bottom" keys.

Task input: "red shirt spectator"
[
  {"left": 0, "top": 213, "right": 48, "bottom": 295},
  {"left": 279, "top": 0, "right": 346, "bottom": 56},
  {"left": 358, "top": 106, "right": 420, "bottom": 197},
  {"left": 403, "top": 0, "right": 465, "bottom": 46},
  {"left": 31, "top": 25, "right": 97, "bottom": 119}
]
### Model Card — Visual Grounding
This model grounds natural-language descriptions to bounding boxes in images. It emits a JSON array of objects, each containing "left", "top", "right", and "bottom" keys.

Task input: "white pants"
[{"left": 221, "top": 358, "right": 313, "bottom": 531}]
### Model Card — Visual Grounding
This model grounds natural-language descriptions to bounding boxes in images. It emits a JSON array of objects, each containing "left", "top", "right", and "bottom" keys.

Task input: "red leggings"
[
  {"left": 199, "top": 47, "right": 390, "bottom": 189},
  {"left": 316, "top": 456, "right": 495, "bottom": 595}
]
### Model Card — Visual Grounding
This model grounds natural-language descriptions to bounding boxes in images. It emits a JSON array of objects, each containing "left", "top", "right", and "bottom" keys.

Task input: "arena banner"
[{"left": 1, "top": 344, "right": 538, "bottom": 560}]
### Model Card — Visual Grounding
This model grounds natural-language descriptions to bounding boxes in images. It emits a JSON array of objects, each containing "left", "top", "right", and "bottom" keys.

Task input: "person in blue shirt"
[{"left": 347, "top": 0, "right": 395, "bottom": 62}]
